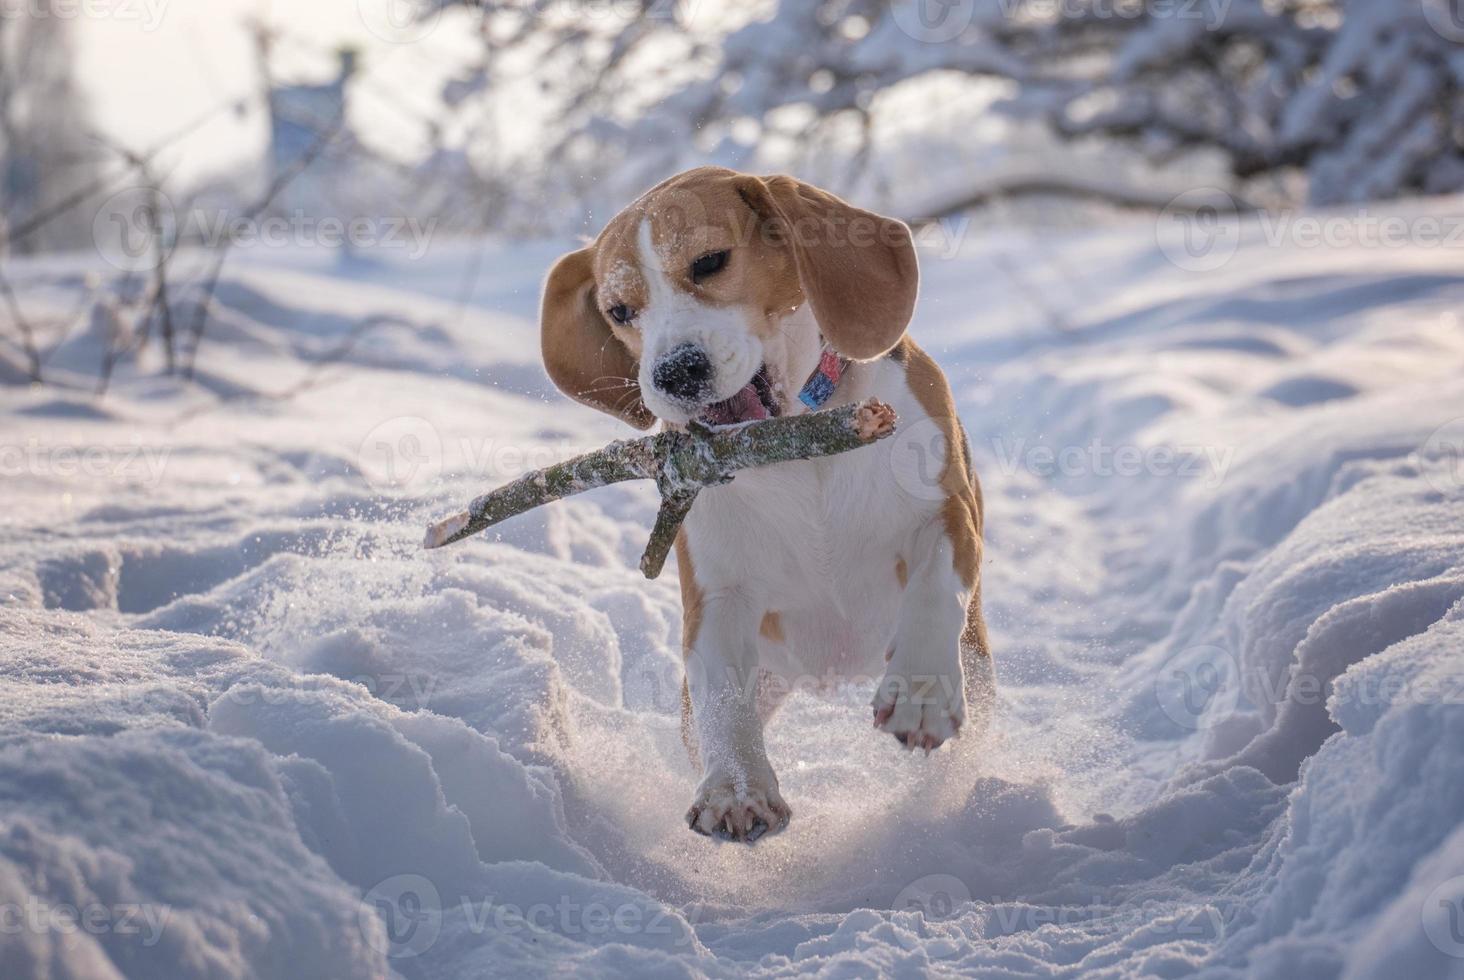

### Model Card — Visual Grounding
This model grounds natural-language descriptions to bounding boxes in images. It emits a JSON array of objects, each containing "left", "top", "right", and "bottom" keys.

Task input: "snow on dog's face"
[
  {"left": 591, "top": 174, "right": 802, "bottom": 426},
  {"left": 540, "top": 167, "right": 919, "bottom": 428}
]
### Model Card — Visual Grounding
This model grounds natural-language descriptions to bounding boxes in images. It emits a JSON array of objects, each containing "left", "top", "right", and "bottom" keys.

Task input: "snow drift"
[{"left": 2, "top": 204, "right": 1464, "bottom": 978}]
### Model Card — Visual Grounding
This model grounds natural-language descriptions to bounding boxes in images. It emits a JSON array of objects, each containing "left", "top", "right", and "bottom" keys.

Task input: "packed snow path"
[{"left": 2, "top": 206, "right": 1464, "bottom": 978}]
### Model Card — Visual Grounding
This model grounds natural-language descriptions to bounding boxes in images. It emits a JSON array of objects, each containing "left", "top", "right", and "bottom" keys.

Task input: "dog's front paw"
[
  {"left": 686, "top": 772, "right": 791, "bottom": 843},
  {"left": 872, "top": 667, "right": 966, "bottom": 752}
]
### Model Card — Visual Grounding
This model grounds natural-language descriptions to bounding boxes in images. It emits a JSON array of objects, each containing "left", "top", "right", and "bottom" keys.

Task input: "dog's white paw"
[
  {"left": 685, "top": 772, "right": 791, "bottom": 843},
  {"left": 872, "top": 667, "right": 966, "bottom": 752}
]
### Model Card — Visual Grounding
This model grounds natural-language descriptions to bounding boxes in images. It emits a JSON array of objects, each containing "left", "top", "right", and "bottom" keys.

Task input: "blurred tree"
[
  {"left": 0, "top": 4, "right": 103, "bottom": 254},
  {"left": 435, "top": 0, "right": 1464, "bottom": 210}
]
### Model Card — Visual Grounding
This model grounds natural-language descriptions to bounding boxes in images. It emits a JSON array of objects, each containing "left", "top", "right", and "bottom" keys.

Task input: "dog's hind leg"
[
  {"left": 680, "top": 676, "right": 700, "bottom": 772},
  {"left": 959, "top": 586, "right": 997, "bottom": 745}
]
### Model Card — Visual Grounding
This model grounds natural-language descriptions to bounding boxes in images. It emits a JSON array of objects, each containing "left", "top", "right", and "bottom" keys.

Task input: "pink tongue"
[{"left": 703, "top": 383, "right": 768, "bottom": 425}]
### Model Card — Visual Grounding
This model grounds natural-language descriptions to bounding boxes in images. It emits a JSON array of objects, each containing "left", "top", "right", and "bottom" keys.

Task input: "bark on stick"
[{"left": 423, "top": 398, "right": 897, "bottom": 578}]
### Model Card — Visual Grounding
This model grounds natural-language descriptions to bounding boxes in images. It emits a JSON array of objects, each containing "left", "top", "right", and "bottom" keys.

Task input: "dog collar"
[{"left": 798, "top": 344, "right": 850, "bottom": 410}]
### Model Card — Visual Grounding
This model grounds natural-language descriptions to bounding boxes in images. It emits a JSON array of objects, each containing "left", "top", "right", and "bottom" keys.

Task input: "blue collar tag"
[{"left": 798, "top": 347, "right": 849, "bottom": 410}]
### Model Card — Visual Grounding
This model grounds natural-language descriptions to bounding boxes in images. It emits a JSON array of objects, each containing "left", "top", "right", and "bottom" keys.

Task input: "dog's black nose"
[{"left": 652, "top": 344, "right": 714, "bottom": 402}]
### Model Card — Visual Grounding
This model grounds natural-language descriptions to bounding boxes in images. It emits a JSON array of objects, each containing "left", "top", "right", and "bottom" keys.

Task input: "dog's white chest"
[{"left": 682, "top": 359, "right": 940, "bottom": 679}]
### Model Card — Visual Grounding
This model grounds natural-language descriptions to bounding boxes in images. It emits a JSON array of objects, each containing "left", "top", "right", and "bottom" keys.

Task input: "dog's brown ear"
[
  {"left": 737, "top": 175, "right": 918, "bottom": 360},
  {"left": 540, "top": 247, "right": 654, "bottom": 429}
]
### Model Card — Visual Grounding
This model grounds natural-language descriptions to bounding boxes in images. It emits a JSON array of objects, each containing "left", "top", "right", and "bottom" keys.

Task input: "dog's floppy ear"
[
  {"left": 540, "top": 246, "right": 654, "bottom": 429},
  {"left": 736, "top": 174, "right": 918, "bottom": 360}
]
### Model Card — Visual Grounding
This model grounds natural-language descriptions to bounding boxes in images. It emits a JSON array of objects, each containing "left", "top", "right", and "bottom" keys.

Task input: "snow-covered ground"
[{"left": 3, "top": 200, "right": 1464, "bottom": 979}]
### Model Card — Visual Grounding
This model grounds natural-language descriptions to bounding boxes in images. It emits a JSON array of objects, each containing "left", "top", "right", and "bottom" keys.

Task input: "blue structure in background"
[{"left": 268, "top": 48, "right": 355, "bottom": 181}]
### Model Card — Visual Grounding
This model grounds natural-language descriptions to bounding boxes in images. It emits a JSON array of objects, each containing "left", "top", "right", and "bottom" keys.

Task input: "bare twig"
[
  {"left": 1, "top": 97, "right": 247, "bottom": 251},
  {"left": 0, "top": 266, "right": 41, "bottom": 381},
  {"left": 142, "top": 179, "right": 178, "bottom": 374},
  {"left": 84, "top": 132, "right": 189, "bottom": 377},
  {"left": 94, "top": 294, "right": 126, "bottom": 397},
  {"left": 181, "top": 113, "right": 345, "bottom": 378}
]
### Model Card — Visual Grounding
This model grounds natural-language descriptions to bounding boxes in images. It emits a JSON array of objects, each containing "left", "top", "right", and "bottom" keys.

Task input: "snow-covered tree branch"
[{"left": 438, "top": 0, "right": 1463, "bottom": 207}]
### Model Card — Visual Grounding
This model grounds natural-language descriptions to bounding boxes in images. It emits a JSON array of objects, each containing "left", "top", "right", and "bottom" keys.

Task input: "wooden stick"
[{"left": 423, "top": 398, "right": 898, "bottom": 579}]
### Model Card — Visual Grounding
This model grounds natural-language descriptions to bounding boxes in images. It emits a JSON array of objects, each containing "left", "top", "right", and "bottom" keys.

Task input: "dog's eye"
[
  {"left": 690, "top": 250, "right": 729, "bottom": 283},
  {"left": 607, "top": 304, "right": 635, "bottom": 325}
]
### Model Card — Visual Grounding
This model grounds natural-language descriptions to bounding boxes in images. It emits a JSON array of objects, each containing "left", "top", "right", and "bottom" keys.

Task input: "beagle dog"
[{"left": 540, "top": 167, "right": 994, "bottom": 843}]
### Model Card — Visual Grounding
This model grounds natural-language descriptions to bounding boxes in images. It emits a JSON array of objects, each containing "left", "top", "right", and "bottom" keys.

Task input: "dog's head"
[{"left": 540, "top": 167, "right": 919, "bottom": 428}]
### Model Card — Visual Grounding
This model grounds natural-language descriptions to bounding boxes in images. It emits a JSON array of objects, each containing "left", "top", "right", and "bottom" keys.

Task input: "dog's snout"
[{"left": 652, "top": 344, "right": 714, "bottom": 402}]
